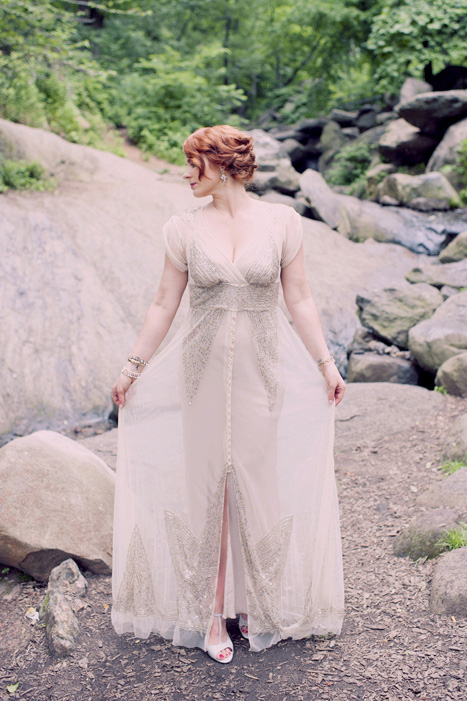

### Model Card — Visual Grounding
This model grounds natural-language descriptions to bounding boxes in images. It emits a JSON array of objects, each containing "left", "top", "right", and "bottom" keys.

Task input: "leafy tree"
[{"left": 366, "top": 0, "right": 467, "bottom": 94}]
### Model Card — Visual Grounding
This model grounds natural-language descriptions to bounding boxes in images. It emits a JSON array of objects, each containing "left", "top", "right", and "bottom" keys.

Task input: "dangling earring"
[{"left": 220, "top": 167, "right": 227, "bottom": 184}]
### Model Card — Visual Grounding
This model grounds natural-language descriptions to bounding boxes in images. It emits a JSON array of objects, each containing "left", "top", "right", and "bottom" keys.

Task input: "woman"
[{"left": 111, "top": 125, "right": 345, "bottom": 664}]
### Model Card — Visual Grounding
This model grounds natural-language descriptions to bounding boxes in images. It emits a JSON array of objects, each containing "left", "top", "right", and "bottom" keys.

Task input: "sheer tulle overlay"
[{"left": 111, "top": 202, "right": 344, "bottom": 652}]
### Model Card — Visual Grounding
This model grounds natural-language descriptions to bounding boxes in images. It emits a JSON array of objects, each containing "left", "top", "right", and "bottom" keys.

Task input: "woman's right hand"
[{"left": 112, "top": 373, "right": 134, "bottom": 409}]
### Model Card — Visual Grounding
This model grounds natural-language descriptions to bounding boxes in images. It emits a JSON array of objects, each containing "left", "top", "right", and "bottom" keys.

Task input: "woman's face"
[{"left": 183, "top": 156, "right": 222, "bottom": 198}]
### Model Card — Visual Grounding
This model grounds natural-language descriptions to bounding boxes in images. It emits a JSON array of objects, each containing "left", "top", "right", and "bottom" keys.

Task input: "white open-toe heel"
[
  {"left": 238, "top": 613, "right": 249, "bottom": 639},
  {"left": 206, "top": 613, "right": 234, "bottom": 664}
]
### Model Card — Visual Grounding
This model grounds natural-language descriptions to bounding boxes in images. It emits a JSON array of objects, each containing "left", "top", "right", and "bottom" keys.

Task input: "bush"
[
  {"left": 326, "top": 140, "right": 374, "bottom": 194},
  {"left": 0, "top": 159, "right": 55, "bottom": 193},
  {"left": 436, "top": 522, "right": 467, "bottom": 552}
]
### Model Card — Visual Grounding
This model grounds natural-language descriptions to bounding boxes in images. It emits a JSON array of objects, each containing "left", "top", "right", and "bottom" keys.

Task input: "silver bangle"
[{"left": 121, "top": 367, "right": 140, "bottom": 380}]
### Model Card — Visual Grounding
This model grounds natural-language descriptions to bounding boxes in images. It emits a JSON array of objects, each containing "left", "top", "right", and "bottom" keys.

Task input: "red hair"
[{"left": 183, "top": 125, "right": 257, "bottom": 182}]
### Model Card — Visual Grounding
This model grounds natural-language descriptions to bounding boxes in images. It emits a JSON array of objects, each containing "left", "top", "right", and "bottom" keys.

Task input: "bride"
[{"left": 111, "top": 124, "right": 345, "bottom": 664}]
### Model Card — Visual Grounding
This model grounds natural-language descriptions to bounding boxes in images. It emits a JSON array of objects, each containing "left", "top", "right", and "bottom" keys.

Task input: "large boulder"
[
  {"left": 393, "top": 508, "right": 460, "bottom": 560},
  {"left": 356, "top": 283, "right": 444, "bottom": 348},
  {"left": 366, "top": 163, "right": 397, "bottom": 200},
  {"left": 398, "top": 90, "right": 467, "bottom": 136},
  {"left": 0, "top": 118, "right": 199, "bottom": 439},
  {"left": 418, "top": 468, "right": 467, "bottom": 513},
  {"left": 398, "top": 77, "right": 433, "bottom": 105},
  {"left": 347, "top": 352, "right": 419, "bottom": 384},
  {"left": 339, "top": 195, "right": 467, "bottom": 255},
  {"left": 249, "top": 129, "right": 288, "bottom": 165},
  {"left": 427, "top": 118, "right": 467, "bottom": 180},
  {"left": 435, "top": 352, "right": 467, "bottom": 397},
  {"left": 318, "top": 121, "right": 345, "bottom": 173},
  {"left": 430, "top": 547, "right": 467, "bottom": 617},
  {"left": 0, "top": 431, "right": 115, "bottom": 581},
  {"left": 439, "top": 231, "right": 467, "bottom": 263},
  {"left": 298, "top": 169, "right": 351, "bottom": 234},
  {"left": 376, "top": 172, "right": 460, "bottom": 210},
  {"left": 406, "top": 259, "right": 467, "bottom": 289},
  {"left": 378, "top": 118, "right": 438, "bottom": 165},
  {"left": 444, "top": 414, "right": 467, "bottom": 462},
  {"left": 408, "top": 291, "right": 467, "bottom": 372}
]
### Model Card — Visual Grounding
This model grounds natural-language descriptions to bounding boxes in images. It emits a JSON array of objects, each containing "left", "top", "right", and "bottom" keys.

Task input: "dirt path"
[{"left": 1, "top": 384, "right": 466, "bottom": 701}]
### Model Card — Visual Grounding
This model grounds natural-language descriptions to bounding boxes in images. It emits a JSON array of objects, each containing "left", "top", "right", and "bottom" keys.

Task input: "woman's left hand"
[{"left": 322, "top": 363, "right": 346, "bottom": 407}]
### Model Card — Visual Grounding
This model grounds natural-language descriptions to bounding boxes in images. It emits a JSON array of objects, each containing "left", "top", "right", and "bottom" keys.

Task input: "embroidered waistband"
[{"left": 189, "top": 281, "right": 279, "bottom": 312}]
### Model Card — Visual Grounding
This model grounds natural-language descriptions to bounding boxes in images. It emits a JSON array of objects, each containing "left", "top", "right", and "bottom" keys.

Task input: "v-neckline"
[{"left": 197, "top": 204, "right": 261, "bottom": 266}]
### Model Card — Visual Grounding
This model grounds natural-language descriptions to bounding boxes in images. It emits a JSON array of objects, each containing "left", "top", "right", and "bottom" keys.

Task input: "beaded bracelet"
[
  {"left": 317, "top": 356, "right": 335, "bottom": 368},
  {"left": 121, "top": 367, "right": 140, "bottom": 380},
  {"left": 128, "top": 355, "right": 149, "bottom": 367}
]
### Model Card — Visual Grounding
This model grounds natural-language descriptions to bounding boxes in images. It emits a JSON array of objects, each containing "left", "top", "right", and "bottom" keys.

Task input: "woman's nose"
[{"left": 183, "top": 169, "right": 190, "bottom": 179}]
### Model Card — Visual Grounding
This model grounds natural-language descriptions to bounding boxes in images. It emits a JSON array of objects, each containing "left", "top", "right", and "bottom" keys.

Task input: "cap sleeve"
[
  {"left": 281, "top": 207, "right": 303, "bottom": 268},
  {"left": 162, "top": 216, "right": 188, "bottom": 272}
]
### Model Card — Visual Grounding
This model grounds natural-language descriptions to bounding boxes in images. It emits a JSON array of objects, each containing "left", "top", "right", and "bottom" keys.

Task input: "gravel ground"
[{"left": 1, "top": 384, "right": 466, "bottom": 701}]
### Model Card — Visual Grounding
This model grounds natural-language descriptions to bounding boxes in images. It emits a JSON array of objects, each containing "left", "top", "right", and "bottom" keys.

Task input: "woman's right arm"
[{"left": 112, "top": 255, "right": 188, "bottom": 408}]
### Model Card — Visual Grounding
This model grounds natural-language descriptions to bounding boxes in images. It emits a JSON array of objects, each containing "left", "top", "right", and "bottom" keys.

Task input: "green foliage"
[
  {"left": 436, "top": 522, "right": 467, "bottom": 552},
  {"left": 0, "top": 159, "right": 55, "bottom": 193},
  {"left": 326, "top": 140, "right": 374, "bottom": 195},
  {"left": 434, "top": 385, "right": 448, "bottom": 395},
  {"left": 367, "top": 0, "right": 467, "bottom": 95},
  {"left": 438, "top": 460, "right": 467, "bottom": 476}
]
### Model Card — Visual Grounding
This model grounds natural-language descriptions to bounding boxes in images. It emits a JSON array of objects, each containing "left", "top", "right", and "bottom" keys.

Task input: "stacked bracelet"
[
  {"left": 317, "top": 356, "right": 335, "bottom": 368},
  {"left": 121, "top": 367, "right": 140, "bottom": 380},
  {"left": 128, "top": 355, "right": 149, "bottom": 367}
]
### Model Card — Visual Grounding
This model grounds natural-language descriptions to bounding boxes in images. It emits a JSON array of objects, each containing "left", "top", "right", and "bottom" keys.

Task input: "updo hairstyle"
[{"left": 183, "top": 125, "right": 257, "bottom": 183}]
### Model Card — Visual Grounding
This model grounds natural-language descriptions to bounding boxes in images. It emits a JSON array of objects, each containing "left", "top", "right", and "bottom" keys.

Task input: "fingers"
[{"left": 112, "top": 383, "right": 126, "bottom": 409}]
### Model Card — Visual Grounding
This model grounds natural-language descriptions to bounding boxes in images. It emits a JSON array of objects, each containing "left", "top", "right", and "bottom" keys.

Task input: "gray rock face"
[
  {"left": 399, "top": 90, "right": 467, "bottom": 136},
  {"left": 435, "top": 352, "right": 467, "bottom": 397},
  {"left": 418, "top": 468, "right": 467, "bottom": 512},
  {"left": 444, "top": 414, "right": 467, "bottom": 462},
  {"left": 430, "top": 547, "right": 467, "bottom": 617},
  {"left": 378, "top": 118, "right": 438, "bottom": 165},
  {"left": 340, "top": 195, "right": 467, "bottom": 255},
  {"left": 406, "top": 259, "right": 467, "bottom": 288},
  {"left": 393, "top": 508, "right": 460, "bottom": 560},
  {"left": 0, "top": 431, "right": 114, "bottom": 581},
  {"left": 44, "top": 559, "right": 88, "bottom": 656},
  {"left": 439, "top": 231, "right": 467, "bottom": 263},
  {"left": 398, "top": 77, "right": 433, "bottom": 105},
  {"left": 376, "top": 172, "right": 460, "bottom": 209},
  {"left": 347, "top": 352, "right": 419, "bottom": 384},
  {"left": 298, "top": 169, "right": 351, "bottom": 234},
  {"left": 427, "top": 118, "right": 467, "bottom": 189},
  {"left": 329, "top": 109, "right": 357, "bottom": 127},
  {"left": 356, "top": 283, "right": 443, "bottom": 348},
  {"left": 318, "top": 121, "right": 345, "bottom": 172},
  {"left": 408, "top": 292, "right": 467, "bottom": 372},
  {"left": 366, "top": 163, "right": 397, "bottom": 200},
  {"left": 249, "top": 129, "right": 288, "bottom": 164},
  {"left": 260, "top": 190, "right": 308, "bottom": 216}
]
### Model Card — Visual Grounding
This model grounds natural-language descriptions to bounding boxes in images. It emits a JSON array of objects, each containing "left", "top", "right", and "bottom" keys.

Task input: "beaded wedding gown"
[{"left": 111, "top": 202, "right": 344, "bottom": 652}]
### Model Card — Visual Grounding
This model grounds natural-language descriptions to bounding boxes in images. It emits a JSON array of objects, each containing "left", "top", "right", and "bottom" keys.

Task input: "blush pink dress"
[{"left": 111, "top": 201, "right": 344, "bottom": 652}]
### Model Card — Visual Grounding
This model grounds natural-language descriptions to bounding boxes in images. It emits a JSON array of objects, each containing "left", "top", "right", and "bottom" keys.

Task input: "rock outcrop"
[
  {"left": 408, "top": 291, "right": 467, "bottom": 372},
  {"left": 435, "top": 352, "right": 467, "bottom": 397},
  {"left": 406, "top": 259, "right": 467, "bottom": 289},
  {"left": 439, "top": 231, "right": 467, "bottom": 263},
  {"left": 0, "top": 431, "right": 115, "bottom": 581},
  {"left": 398, "top": 90, "right": 467, "bottom": 136},
  {"left": 356, "top": 284, "right": 443, "bottom": 348}
]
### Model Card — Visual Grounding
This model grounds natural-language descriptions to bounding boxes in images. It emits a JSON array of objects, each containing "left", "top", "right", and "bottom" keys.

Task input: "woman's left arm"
[{"left": 281, "top": 244, "right": 346, "bottom": 406}]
